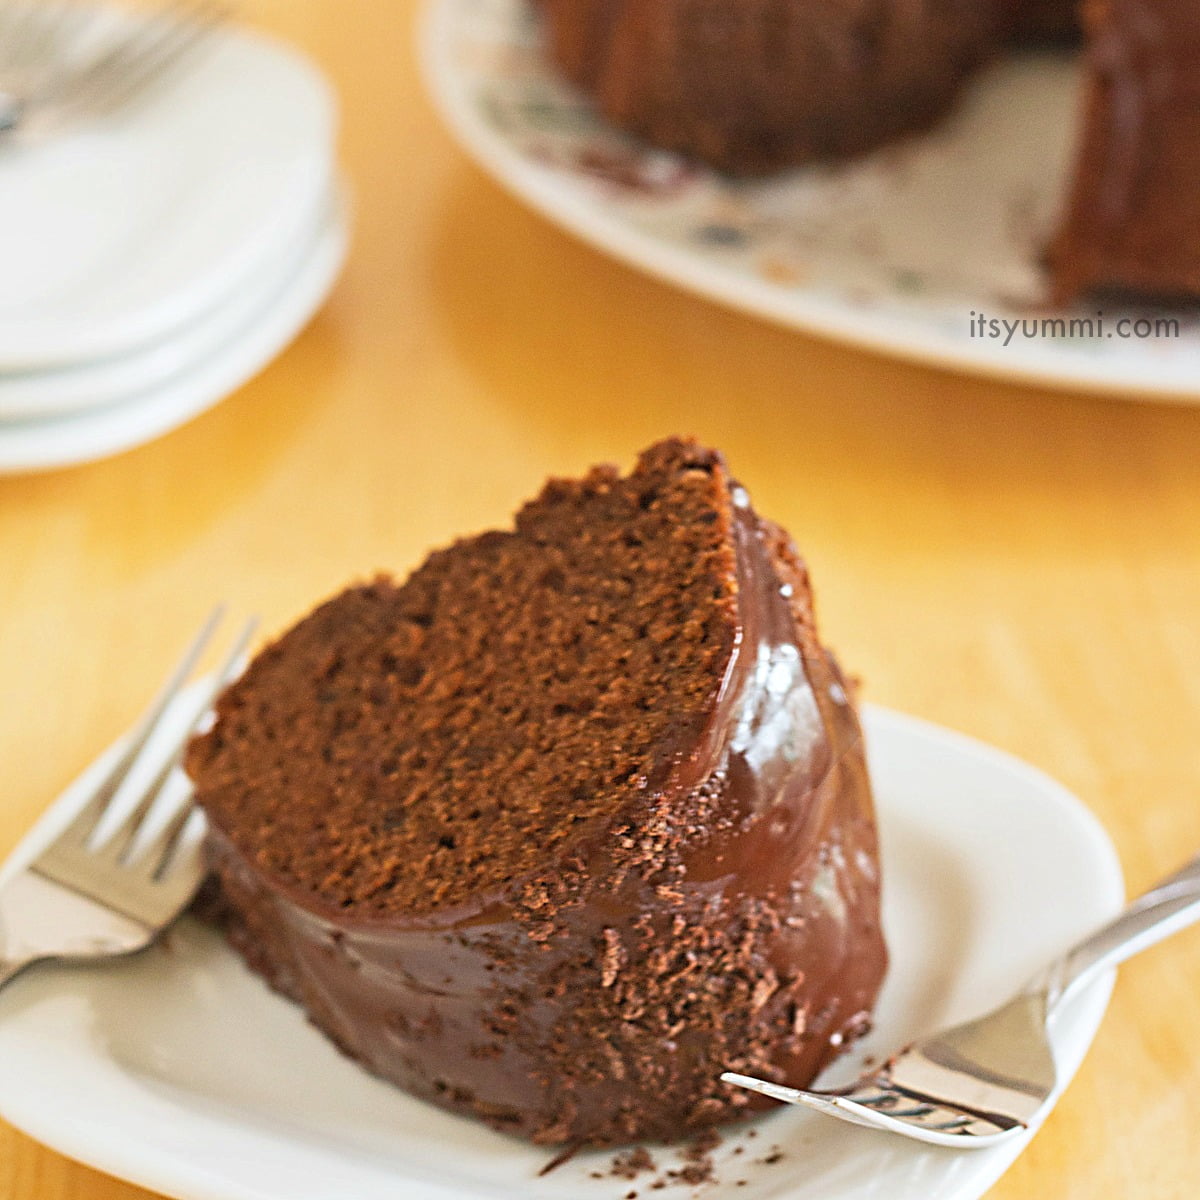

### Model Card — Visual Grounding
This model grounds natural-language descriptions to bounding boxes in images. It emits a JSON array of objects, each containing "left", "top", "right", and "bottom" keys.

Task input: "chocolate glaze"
[{"left": 201, "top": 493, "right": 887, "bottom": 1145}]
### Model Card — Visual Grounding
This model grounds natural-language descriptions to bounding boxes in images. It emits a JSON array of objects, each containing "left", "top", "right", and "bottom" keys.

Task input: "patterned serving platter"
[{"left": 422, "top": 0, "right": 1200, "bottom": 400}]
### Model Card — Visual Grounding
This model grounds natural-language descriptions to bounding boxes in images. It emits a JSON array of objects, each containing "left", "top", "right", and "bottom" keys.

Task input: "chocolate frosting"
[{"left": 202, "top": 493, "right": 887, "bottom": 1145}]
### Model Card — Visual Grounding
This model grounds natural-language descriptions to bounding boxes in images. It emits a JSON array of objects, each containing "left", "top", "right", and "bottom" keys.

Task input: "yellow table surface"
[{"left": 3, "top": 3, "right": 1200, "bottom": 1196}]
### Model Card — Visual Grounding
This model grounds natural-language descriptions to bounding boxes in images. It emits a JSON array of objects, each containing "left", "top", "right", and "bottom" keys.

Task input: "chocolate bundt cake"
[
  {"left": 538, "top": 1, "right": 1007, "bottom": 174},
  {"left": 186, "top": 439, "right": 887, "bottom": 1146},
  {"left": 1050, "top": 1, "right": 1200, "bottom": 301},
  {"left": 536, "top": 0, "right": 1199, "bottom": 303}
]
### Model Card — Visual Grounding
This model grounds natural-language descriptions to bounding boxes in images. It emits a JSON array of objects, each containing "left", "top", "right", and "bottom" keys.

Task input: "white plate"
[
  {"left": 0, "top": 704, "right": 1124, "bottom": 1200},
  {"left": 421, "top": 0, "right": 1200, "bottom": 400},
  {"left": 0, "top": 182, "right": 350, "bottom": 474},
  {"left": 0, "top": 7, "right": 335, "bottom": 370},
  {"left": 0, "top": 177, "right": 332, "bottom": 421}
]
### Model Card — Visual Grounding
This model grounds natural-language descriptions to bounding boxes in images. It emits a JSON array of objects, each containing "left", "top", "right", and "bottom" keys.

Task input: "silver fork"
[
  {"left": 0, "top": 0, "right": 231, "bottom": 142},
  {"left": 0, "top": 607, "right": 255, "bottom": 993},
  {"left": 724, "top": 852, "right": 1200, "bottom": 1147}
]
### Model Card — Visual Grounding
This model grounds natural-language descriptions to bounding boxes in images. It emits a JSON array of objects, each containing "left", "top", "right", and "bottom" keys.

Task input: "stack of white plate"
[{"left": 0, "top": 10, "right": 349, "bottom": 474}]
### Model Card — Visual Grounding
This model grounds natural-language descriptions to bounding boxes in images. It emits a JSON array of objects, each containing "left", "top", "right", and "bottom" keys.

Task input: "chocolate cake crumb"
[
  {"left": 652, "top": 1128, "right": 721, "bottom": 1187},
  {"left": 611, "top": 1147, "right": 656, "bottom": 1179},
  {"left": 537, "top": 1142, "right": 583, "bottom": 1175},
  {"left": 600, "top": 927, "right": 625, "bottom": 987},
  {"left": 685, "top": 1129, "right": 721, "bottom": 1159},
  {"left": 763, "top": 1147, "right": 784, "bottom": 1166}
]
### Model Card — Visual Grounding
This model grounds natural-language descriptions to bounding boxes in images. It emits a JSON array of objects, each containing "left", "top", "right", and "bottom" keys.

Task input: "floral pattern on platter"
[{"left": 427, "top": 0, "right": 1200, "bottom": 397}]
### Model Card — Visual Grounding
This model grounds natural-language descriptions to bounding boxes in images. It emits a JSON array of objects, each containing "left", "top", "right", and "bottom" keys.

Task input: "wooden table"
[{"left": 3, "top": 2, "right": 1199, "bottom": 1196}]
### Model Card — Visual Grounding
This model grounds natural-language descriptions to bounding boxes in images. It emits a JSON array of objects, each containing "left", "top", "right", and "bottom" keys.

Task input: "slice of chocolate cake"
[{"left": 186, "top": 439, "right": 887, "bottom": 1145}]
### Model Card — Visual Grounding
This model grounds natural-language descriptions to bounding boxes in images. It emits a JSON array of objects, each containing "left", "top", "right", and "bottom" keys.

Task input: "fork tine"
[
  {"left": 74, "top": 1, "right": 229, "bottom": 117},
  {"left": 143, "top": 794, "right": 200, "bottom": 880},
  {"left": 60, "top": 606, "right": 225, "bottom": 848},
  {"left": 0, "top": 2, "right": 45, "bottom": 74},
  {"left": 0, "top": 2, "right": 89, "bottom": 82},
  {"left": 35, "top": 0, "right": 227, "bottom": 113},
  {"left": 721, "top": 1077, "right": 894, "bottom": 1134},
  {"left": 23, "top": 3, "right": 161, "bottom": 105},
  {"left": 111, "top": 615, "right": 257, "bottom": 871},
  {"left": 721, "top": 1072, "right": 1024, "bottom": 1145},
  {"left": 720, "top": 1073, "right": 803, "bottom": 1105},
  {"left": 145, "top": 618, "right": 258, "bottom": 880},
  {"left": 926, "top": 1116, "right": 975, "bottom": 1131},
  {"left": 18, "top": 3, "right": 76, "bottom": 71}
]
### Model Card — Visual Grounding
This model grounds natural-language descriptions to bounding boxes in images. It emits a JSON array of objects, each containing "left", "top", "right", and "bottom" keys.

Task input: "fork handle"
[{"left": 1037, "top": 852, "right": 1200, "bottom": 1017}]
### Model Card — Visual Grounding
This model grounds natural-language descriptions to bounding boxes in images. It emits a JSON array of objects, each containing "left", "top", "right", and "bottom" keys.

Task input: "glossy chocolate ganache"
[{"left": 188, "top": 440, "right": 887, "bottom": 1145}]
